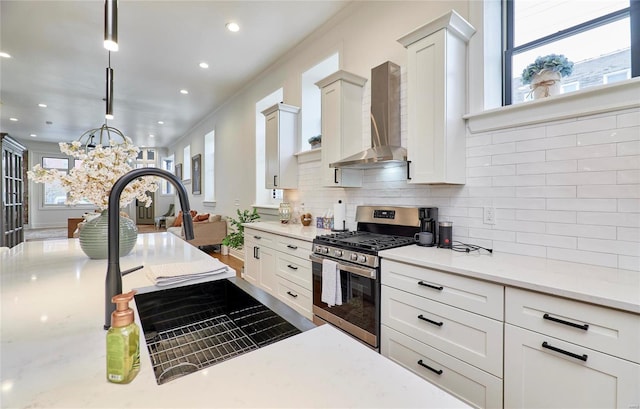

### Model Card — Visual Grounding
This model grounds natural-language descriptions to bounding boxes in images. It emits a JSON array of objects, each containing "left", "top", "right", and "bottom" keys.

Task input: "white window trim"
[
  {"left": 603, "top": 68, "right": 631, "bottom": 84},
  {"left": 466, "top": 0, "right": 640, "bottom": 133}
]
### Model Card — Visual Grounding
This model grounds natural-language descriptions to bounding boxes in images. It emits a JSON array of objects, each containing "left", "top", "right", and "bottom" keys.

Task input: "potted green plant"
[
  {"left": 308, "top": 134, "right": 322, "bottom": 149},
  {"left": 221, "top": 208, "right": 260, "bottom": 255},
  {"left": 521, "top": 53, "right": 574, "bottom": 99}
]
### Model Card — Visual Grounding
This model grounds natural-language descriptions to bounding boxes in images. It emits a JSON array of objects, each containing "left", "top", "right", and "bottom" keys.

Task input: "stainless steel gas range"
[{"left": 309, "top": 205, "right": 436, "bottom": 349}]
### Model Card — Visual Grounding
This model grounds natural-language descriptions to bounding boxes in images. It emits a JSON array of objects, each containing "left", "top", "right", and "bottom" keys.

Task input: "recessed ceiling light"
[
  {"left": 226, "top": 22, "right": 240, "bottom": 32},
  {"left": 199, "top": 62, "right": 209, "bottom": 69},
  {"left": 30, "top": 134, "right": 37, "bottom": 137},
  {"left": 38, "top": 103, "right": 47, "bottom": 108},
  {"left": 9, "top": 117, "right": 18, "bottom": 121},
  {"left": 180, "top": 89, "right": 189, "bottom": 95},
  {"left": 157, "top": 121, "right": 164, "bottom": 125},
  {"left": 149, "top": 134, "right": 155, "bottom": 138},
  {"left": 0, "top": 52, "right": 11, "bottom": 58}
]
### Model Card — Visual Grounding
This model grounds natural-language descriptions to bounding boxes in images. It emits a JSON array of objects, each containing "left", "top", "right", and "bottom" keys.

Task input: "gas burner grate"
[{"left": 315, "top": 231, "right": 416, "bottom": 251}]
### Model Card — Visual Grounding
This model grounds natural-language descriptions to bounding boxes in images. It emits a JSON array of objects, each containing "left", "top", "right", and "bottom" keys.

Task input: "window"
[
  {"left": 161, "top": 155, "right": 175, "bottom": 195},
  {"left": 603, "top": 68, "right": 631, "bottom": 83},
  {"left": 40, "top": 157, "right": 91, "bottom": 206},
  {"left": 204, "top": 130, "right": 215, "bottom": 202},
  {"left": 183, "top": 145, "right": 191, "bottom": 180},
  {"left": 561, "top": 81, "right": 580, "bottom": 93},
  {"left": 255, "top": 88, "right": 283, "bottom": 206},
  {"left": 301, "top": 52, "right": 339, "bottom": 149},
  {"left": 504, "top": 0, "right": 638, "bottom": 105}
]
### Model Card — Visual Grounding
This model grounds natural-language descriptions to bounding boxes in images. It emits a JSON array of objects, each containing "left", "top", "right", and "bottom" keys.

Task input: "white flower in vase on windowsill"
[{"left": 522, "top": 54, "right": 574, "bottom": 99}]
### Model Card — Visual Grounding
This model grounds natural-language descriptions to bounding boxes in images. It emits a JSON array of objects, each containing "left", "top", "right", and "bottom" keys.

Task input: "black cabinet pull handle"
[
  {"left": 542, "top": 341, "right": 588, "bottom": 362},
  {"left": 418, "top": 314, "right": 443, "bottom": 327},
  {"left": 287, "top": 244, "right": 298, "bottom": 250},
  {"left": 254, "top": 235, "right": 261, "bottom": 239},
  {"left": 418, "top": 281, "right": 443, "bottom": 291},
  {"left": 255, "top": 247, "right": 260, "bottom": 260},
  {"left": 417, "top": 359, "right": 443, "bottom": 375},
  {"left": 286, "top": 291, "right": 298, "bottom": 298},
  {"left": 543, "top": 313, "right": 589, "bottom": 331},
  {"left": 274, "top": 175, "right": 278, "bottom": 187},
  {"left": 287, "top": 264, "right": 298, "bottom": 270},
  {"left": 407, "top": 160, "right": 412, "bottom": 180},
  {"left": 334, "top": 169, "right": 339, "bottom": 184},
  {"left": 253, "top": 246, "right": 257, "bottom": 259}
]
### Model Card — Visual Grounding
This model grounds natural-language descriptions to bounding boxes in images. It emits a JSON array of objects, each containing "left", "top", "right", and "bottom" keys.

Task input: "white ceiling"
[{"left": 0, "top": 0, "right": 350, "bottom": 148}]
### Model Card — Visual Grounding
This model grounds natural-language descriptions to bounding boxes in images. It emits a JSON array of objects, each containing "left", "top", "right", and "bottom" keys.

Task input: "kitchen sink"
[{"left": 134, "top": 277, "right": 315, "bottom": 385}]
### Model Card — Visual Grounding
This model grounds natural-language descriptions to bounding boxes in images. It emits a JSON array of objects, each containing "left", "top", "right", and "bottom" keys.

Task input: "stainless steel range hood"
[{"left": 330, "top": 61, "right": 406, "bottom": 169}]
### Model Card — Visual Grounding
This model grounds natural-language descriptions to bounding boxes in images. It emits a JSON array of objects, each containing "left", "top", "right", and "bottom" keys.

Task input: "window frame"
[{"left": 503, "top": 0, "right": 639, "bottom": 105}]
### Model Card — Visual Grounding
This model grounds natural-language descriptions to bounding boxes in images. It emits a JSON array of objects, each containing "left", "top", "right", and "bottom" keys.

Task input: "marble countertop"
[
  {"left": 243, "top": 221, "right": 331, "bottom": 242},
  {"left": 380, "top": 245, "right": 640, "bottom": 314},
  {"left": 0, "top": 234, "right": 468, "bottom": 408}
]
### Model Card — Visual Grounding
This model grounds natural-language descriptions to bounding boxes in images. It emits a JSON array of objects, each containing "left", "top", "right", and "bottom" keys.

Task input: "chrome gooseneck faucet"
[{"left": 104, "top": 168, "right": 194, "bottom": 329}]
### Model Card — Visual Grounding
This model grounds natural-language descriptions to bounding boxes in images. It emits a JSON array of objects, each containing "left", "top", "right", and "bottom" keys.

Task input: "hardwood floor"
[{"left": 207, "top": 251, "right": 244, "bottom": 278}]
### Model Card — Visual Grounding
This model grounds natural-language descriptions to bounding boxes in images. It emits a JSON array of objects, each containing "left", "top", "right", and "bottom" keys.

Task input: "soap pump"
[{"left": 106, "top": 290, "right": 140, "bottom": 384}]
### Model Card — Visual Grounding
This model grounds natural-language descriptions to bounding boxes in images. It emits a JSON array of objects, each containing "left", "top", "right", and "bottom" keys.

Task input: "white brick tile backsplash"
[
  {"left": 467, "top": 164, "right": 516, "bottom": 177},
  {"left": 496, "top": 208, "right": 516, "bottom": 220},
  {"left": 493, "top": 241, "right": 547, "bottom": 258},
  {"left": 468, "top": 142, "right": 515, "bottom": 157},
  {"left": 492, "top": 174, "right": 545, "bottom": 186},
  {"left": 517, "top": 232, "right": 576, "bottom": 248},
  {"left": 517, "top": 186, "right": 576, "bottom": 198},
  {"left": 465, "top": 176, "right": 492, "bottom": 186},
  {"left": 547, "top": 198, "right": 617, "bottom": 211},
  {"left": 578, "top": 155, "right": 640, "bottom": 171},
  {"left": 492, "top": 150, "right": 546, "bottom": 165},
  {"left": 467, "top": 133, "right": 492, "bottom": 147},
  {"left": 618, "top": 170, "right": 640, "bottom": 184},
  {"left": 467, "top": 156, "right": 491, "bottom": 168},
  {"left": 578, "top": 185, "right": 640, "bottom": 198},
  {"left": 578, "top": 237, "right": 640, "bottom": 256},
  {"left": 617, "top": 110, "right": 640, "bottom": 128},
  {"left": 546, "top": 144, "right": 616, "bottom": 161},
  {"left": 517, "top": 160, "right": 576, "bottom": 175},
  {"left": 577, "top": 211, "right": 640, "bottom": 227},
  {"left": 495, "top": 198, "right": 546, "bottom": 209},
  {"left": 467, "top": 187, "right": 516, "bottom": 197},
  {"left": 546, "top": 116, "right": 616, "bottom": 137},
  {"left": 546, "top": 171, "right": 616, "bottom": 185},
  {"left": 618, "top": 227, "right": 640, "bottom": 242},
  {"left": 494, "top": 219, "right": 545, "bottom": 233},
  {"left": 469, "top": 228, "right": 516, "bottom": 242},
  {"left": 617, "top": 140, "right": 640, "bottom": 156},
  {"left": 517, "top": 209, "right": 577, "bottom": 223},
  {"left": 577, "top": 126, "right": 639, "bottom": 146},
  {"left": 618, "top": 255, "right": 640, "bottom": 271},
  {"left": 547, "top": 247, "right": 618, "bottom": 268},
  {"left": 618, "top": 199, "right": 640, "bottom": 212},
  {"left": 546, "top": 222, "right": 616, "bottom": 239},
  {"left": 492, "top": 126, "right": 545, "bottom": 144},
  {"left": 516, "top": 135, "right": 576, "bottom": 152}
]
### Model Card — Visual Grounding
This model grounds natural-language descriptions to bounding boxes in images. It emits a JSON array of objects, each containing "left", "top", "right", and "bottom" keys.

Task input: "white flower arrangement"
[{"left": 28, "top": 137, "right": 158, "bottom": 211}]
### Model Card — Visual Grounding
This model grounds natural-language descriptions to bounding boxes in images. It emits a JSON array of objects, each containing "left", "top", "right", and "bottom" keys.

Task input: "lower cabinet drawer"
[
  {"left": 276, "top": 252, "right": 312, "bottom": 290},
  {"left": 276, "top": 277, "right": 312, "bottom": 320},
  {"left": 504, "top": 324, "right": 640, "bottom": 409},
  {"left": 381, "top": 325, "right": 503, "bottom": 409},
  {"left": 382, "top": 286, "right": 503, "bottom": 377}
]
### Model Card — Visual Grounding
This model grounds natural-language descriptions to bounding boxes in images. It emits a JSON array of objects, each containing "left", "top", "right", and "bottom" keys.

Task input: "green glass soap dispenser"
[{"left": 106, "top": 290, "right": 140, "bottom": 384}]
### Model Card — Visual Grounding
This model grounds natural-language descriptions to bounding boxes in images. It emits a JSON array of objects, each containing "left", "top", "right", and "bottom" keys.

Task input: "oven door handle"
[{"left": 309, "top": 254, "right": 377, "bottom": 280}]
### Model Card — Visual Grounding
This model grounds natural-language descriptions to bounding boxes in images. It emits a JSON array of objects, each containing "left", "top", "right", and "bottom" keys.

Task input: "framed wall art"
[
  {"left": 175, "top": 163, "right": 183, "bottom": 181},
  {"left": 191, "top": 154, "right": 201, "bottom": 195}
]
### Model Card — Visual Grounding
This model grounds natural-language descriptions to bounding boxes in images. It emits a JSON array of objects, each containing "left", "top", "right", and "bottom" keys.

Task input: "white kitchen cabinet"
[
  {"left": 398, "top": 10, "right": 475, "bottom": 184},
  {"left": 262, "top": 103, "right": 300, "bottom": 189},
  {"left": 315, "top": 70, "right": 367, "bottom": 187},
  {"left": 243, "top": 227, "right": 313, "bottom": 319},
  {"left": 380, "top": 258, "right": 504, "bottom": 408},
  {"left": 504, "top": 287, "right": 640, "bottom": 408}
]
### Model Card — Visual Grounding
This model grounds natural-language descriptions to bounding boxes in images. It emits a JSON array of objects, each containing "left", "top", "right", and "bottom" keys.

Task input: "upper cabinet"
[
  {"left": 398, "top": 10, "right": 475, "bottom": 184},
  {"left": 316, "top": 71, "right": 367, "bottom": 188},
  {"left": 262, "top": 103, "right": 300, "bottom": 190}
]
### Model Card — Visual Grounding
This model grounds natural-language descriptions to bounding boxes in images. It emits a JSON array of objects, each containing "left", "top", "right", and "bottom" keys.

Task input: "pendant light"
[
  {"left": 105, "top": 52, "right": 114, "bottom": 120},
  {"left": 104, "top": 0, "right": 118, "bottom": 52}
]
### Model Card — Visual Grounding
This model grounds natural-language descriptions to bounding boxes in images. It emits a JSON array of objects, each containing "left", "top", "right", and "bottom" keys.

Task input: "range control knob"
[
  {"left": 322, "top": 247, "right": 330, "bottom": 254},
  {"left": 350, "top": 253, "right": 358, "bottom": 261},
  {"left": 334, "top": 250, "right": 343, "bottom": 257},
  {"left": 358, "top": 255, "right": 367, "bottom": 263}
]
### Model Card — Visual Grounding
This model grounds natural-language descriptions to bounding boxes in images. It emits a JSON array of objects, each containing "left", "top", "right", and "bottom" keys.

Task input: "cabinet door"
[
  {"left": 257, "top": 245, "right": 277, "bottom": 294},
  {"left": 504, "top": 324, "right": 640, "bottom": 409},
  {"left": 243, "top": 236, "right": 260, "bottom": 286},
  {"left": 320, "top": 79, "right": 363, "bottom": 187},
  {"left": 264, "top": 110, "right": 279, "bottom": 189}
]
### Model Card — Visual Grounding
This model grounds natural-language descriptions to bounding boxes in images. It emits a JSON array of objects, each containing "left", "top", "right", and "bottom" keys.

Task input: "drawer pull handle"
[
  {"left": 542, "top": 341, "right": 588, "bottom": 362},
  {"left": 254, "top": 235, "right": 262, "bottom": 239},
  {"left": 287, "top": 244, "right": 298, "bottom": 250},
  {"left": 286, "top": 291, "right": 298, "bottom": 298},
  {"left": 543, "top": 313, "right": 589, "bottom": 331},
  {"left": 287, "top": 264, "right": 298, "bottom": 270},
  {"left": 418, "top": 314, "right": 443, "bottom": 327},
  {"left": 418, "top": 281, "right": 443, "bottom": 291},
  {"left": 417, "top": 359, "right": 443, "bottom": 375}
]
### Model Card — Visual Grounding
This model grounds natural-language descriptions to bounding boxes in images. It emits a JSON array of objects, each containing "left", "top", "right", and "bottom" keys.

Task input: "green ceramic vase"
[{"left": 79, "top": 210, "right": 138, "bottom": 259}]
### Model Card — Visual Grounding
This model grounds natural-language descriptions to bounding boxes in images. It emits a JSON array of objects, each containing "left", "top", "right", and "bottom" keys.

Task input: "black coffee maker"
[{"left": 418, "top": 207, "right": 438, "bottom": 247}]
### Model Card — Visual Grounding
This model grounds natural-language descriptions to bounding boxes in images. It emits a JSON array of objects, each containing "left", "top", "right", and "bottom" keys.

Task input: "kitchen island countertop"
[
  {"left": 0, "top": 234, "right": 468, "bottom": 408},
  {"left": 243, "top": 221, "right": 331, "bottom": 242}
]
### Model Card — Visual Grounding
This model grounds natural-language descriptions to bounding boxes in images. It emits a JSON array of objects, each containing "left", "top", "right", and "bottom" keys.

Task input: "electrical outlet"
[
  {"left": 483, "top": 206, "right": 496, "bottom": 225},
  {"left": 234, "top": 199, "right": 240, "bottom": 206}
]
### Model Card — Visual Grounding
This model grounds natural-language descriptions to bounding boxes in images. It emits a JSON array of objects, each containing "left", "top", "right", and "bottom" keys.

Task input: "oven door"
[{"left": 309, "top": 253, "right": 380, "bottom": 348}]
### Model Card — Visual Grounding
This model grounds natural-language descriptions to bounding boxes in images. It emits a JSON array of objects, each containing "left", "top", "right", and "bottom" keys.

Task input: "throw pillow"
[
  {"left": 195, "top": 213, "right": 210, "bottom": 222},
  {"left": 189, "top": 210, "right": 198, "bottom": 219},
  {"left": 173, "top": 211, "right": 183, "bottom": 227}
]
